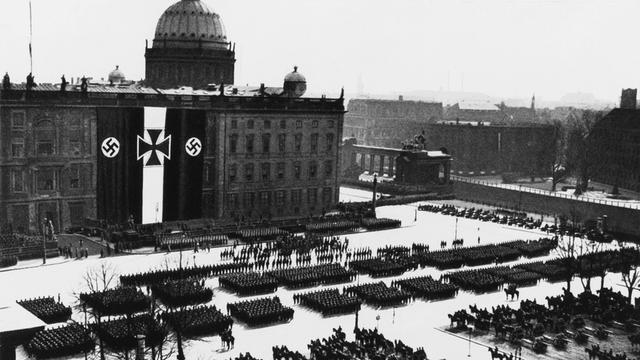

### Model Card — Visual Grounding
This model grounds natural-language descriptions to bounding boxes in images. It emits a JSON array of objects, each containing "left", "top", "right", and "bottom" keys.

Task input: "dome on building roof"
[
  {"left": 153, "top": 0, "right": 229, "bottom": 50},
  {"left": 283, "top": 66, "right": 307, "bottom": 97},
  {"left": 108, "top": 66, "right": 125, "bottom": 84},
  {"left": 284, "top": 66, "right": 306, "bottom": 83}
]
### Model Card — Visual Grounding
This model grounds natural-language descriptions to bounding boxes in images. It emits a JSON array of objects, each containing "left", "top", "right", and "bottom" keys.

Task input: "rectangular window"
[
  {"left": 227, "top": 193, "right": 239, "bottom": 209},
  {"left": 247, "top": 119, "right": 254, "bottom": 129},
  {"left": 328, "top": 120, "right": 335, "bottom": 128},
  {"left": 310, "top": 133, "right": 318, "bottom": 153},
  {"left": 293, "top": 161, "right": 301, "bottom": 180},
  {"left": 278, "top": 134, "right": 286, "bottom": 153},
  {"left": 280, "top": 119, "right": 286, "bottom": 129},
  {"left": 309, "top": 161, "right": 317, "bottom": 179},
  {"left": 11, "top": 170, "right": 24, "bottom": 192},
  {"left": 262, "top": 133, "right": 271, "bottom": 153},
  {"left": 244, "top": 163, "right": 254, "bottom": 181},
  {"left": 70, "top": 141, "right": 81, "bottom": 157},
  {"left": 294, "top": 134, "right": 302, "bottom": 152},
  {"left": 244, "top": 192, "right": 256, "bottom": 208},
  {"left": 326, "top": 133, "right": 334, "bottom": 152},
  {"left": 246, "top": 134, "right": 254, "bottom": 153},
  {"left": 229, "top": 164, "right": 237, "bottom": 183},
  {"left": 37, "top": 169, "right": 55, "bottom": 191},
  {"left": 11, "top": 111, "right": 25, "bottom": 130},
  {"left": 69, "top": 167, "right": 80, "bottom": 189},
  {"left": 312, "top": 120, "right": 318, "bottom": 128},
  {"left": 260, "top": 191, "right": 270, "bottom": 206},
  {"left": 323, "top": 187, "right": 332, "bottom": 204},
  {"left": 324, "top": 160, "right": 333, "bottom": 177},
  {"left": 204, "top": 163, "right": 211, "bottom": 185},
  {"left": 231, "top": 120, "right": 238, "bottom": 129},
  {"left": 37, "top": 140, "right": 54, "bottom": 156},
  {"left": 230, "top": 135, "right": 238, "bottom": 154},
  {"left": 291, "top": 189, "right": 302, "bottom": 205},
  {"left": 261, "top": 162, "right": 270, "bottom": 181},
  {"left": 276, "top": 162, "right": 285, "bottom": 180},
  {"left": 276, "top": 190, "right": 285, "bottom": 206},
  {"left": 11, "top": 140, "right": 24, "bottom": 158},
  {"left": 264, "top": 120, "right": 271, "bottom": 129},
  {"left": 307, "top": 188, "right": 317, "bottom": 205},
  {"left": 296, "top": 120, "right": 302, "bottom": 129}
]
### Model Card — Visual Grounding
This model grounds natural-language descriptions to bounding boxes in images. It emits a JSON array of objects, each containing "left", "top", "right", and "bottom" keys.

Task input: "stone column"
[
  {"left": 359, "top": 152, "right": 365, "bottom": 171},
  {"left": 444, "top": 161, "right": 451, "bottom": 182},
  {"left": 389, "top": 158, "right": 395, "bottom": 178},
  {"left": 369, "top": 154, "right": 375, "bottom": 174}
]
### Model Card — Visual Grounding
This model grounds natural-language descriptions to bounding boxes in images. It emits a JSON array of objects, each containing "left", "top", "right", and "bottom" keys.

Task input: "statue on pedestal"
[
  {"left": 80, "top": 76, "right": 88, "bottom": 93},
  {"left": 2, "top": 72, "right": 10, "bottom": 90},
  {"left": 26, "top": 72, "right": 35, "bottom": 90},
  {"left": 60, "top": 75, "right": 68, "bottom": 92}
]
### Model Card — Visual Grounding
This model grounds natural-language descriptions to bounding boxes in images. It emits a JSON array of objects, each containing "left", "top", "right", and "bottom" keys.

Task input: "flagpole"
[{"left": 29, "top": 0, "right": 33, "bottom": 74}]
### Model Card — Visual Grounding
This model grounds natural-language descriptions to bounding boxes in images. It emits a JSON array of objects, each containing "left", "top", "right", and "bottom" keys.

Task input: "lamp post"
[
  {"left": 41, "top": 218, "right": 47, "bottom": 265},
  {"left": 353, "top": 307, "right": 359, "bottom": 333}
]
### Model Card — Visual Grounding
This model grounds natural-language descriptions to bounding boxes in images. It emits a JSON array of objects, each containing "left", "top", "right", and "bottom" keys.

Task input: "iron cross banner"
[{"left": 96, "top": 107, "right": 206, "bottom": 224}]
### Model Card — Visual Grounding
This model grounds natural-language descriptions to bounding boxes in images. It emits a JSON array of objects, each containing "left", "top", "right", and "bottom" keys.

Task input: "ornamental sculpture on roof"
[{"left": 401, "top": 131, "right": 426, "bottom": 150}]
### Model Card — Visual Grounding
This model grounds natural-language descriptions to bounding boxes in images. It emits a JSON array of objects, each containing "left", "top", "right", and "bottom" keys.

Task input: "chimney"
[
  {"left": 398, "top": 95, "right": 404, "bottom": 101},
  {"left": 620, "top": 88, "right": 637, "bottom": 109}
]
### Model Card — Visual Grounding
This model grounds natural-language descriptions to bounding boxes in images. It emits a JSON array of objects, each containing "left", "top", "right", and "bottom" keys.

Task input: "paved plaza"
[{"left": 1, "top": 188, "right": 628, "bottom": 360}]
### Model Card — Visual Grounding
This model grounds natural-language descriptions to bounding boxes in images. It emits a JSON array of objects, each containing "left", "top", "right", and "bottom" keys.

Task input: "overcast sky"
[{"left": 0, "top": 0, "right": 638, "bottom": 102}]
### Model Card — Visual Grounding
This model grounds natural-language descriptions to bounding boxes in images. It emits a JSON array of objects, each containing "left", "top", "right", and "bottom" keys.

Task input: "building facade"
[
  {"left": 0, "top": 0, "right": 344, "bottom": 233},
  {"left": 588, "top": 90, "right": 640, "bottom": 192},
  {"left": 0, "top": 87, "right": 343, "bottom": 233},
  {"left": 343, "top": 97, "right": 443, "bottom": 148},
  {"left": 425, "top": 122, "right": 556, "bottom": 176}
]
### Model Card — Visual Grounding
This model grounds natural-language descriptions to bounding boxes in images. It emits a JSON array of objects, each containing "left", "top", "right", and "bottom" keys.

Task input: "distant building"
[
  {"left": 588, "top": 89, "right": 640, "bottom": 192},
  {"left": 425, "top": 122, "right": 556, "bottom": 176},
  {"left": 444, "top": 97, "right": 536, "bottom": 124},
  {"left": 343, "top": 97, "right": 443, "bottom": 148}
]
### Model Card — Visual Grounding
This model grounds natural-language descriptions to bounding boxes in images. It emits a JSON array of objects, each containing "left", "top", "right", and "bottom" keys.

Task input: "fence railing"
[{"left": 451, "top": 175, "right": 640, "bottom": 210}]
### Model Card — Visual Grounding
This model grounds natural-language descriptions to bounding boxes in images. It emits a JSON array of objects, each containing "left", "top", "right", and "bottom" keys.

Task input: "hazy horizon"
[{"left": 1, "top": 0, "right": 638, "bottom": 104}]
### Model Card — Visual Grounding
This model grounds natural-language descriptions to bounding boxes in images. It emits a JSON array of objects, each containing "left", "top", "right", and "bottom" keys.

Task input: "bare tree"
[
  {"left": 553, "top": 208, "right": 599, "bottom": 292},
  {"left": 565, "top": 110, "right": 605, "bottom": 194},
  {"left": 621, "top": 245, "right": 640, "bottom": 304},
  {"left": 77, "top": 261, "right": 119, "bottom": 360},
  {"left": 83, "top": 261, "right": 119, "bottom": 294}
]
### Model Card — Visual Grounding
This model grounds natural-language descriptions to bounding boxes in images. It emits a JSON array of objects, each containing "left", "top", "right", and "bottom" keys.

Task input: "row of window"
[
  {"left": 8, "top": 139, "right": 84, "bottom": 158},
  {"left": 153, "top": 64, "right": 231, "bottom": 82},
  {"left": 10, "top": 168, "right": 85, "bottom": 193},
  {"left": 228, "top": 160, "right": 334, "bottom": 183},
  {"left": 225, "top": 187, "right": 334, "bottom": 209},
  {"left": 230, "top": 119, "right": 334, "bottom": 130},
  {"left": 229, "top": 133, "right": 334, "bottom": 154},
  {"left": 9, "top": 112, "right": 85, "bottom": 130}
]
